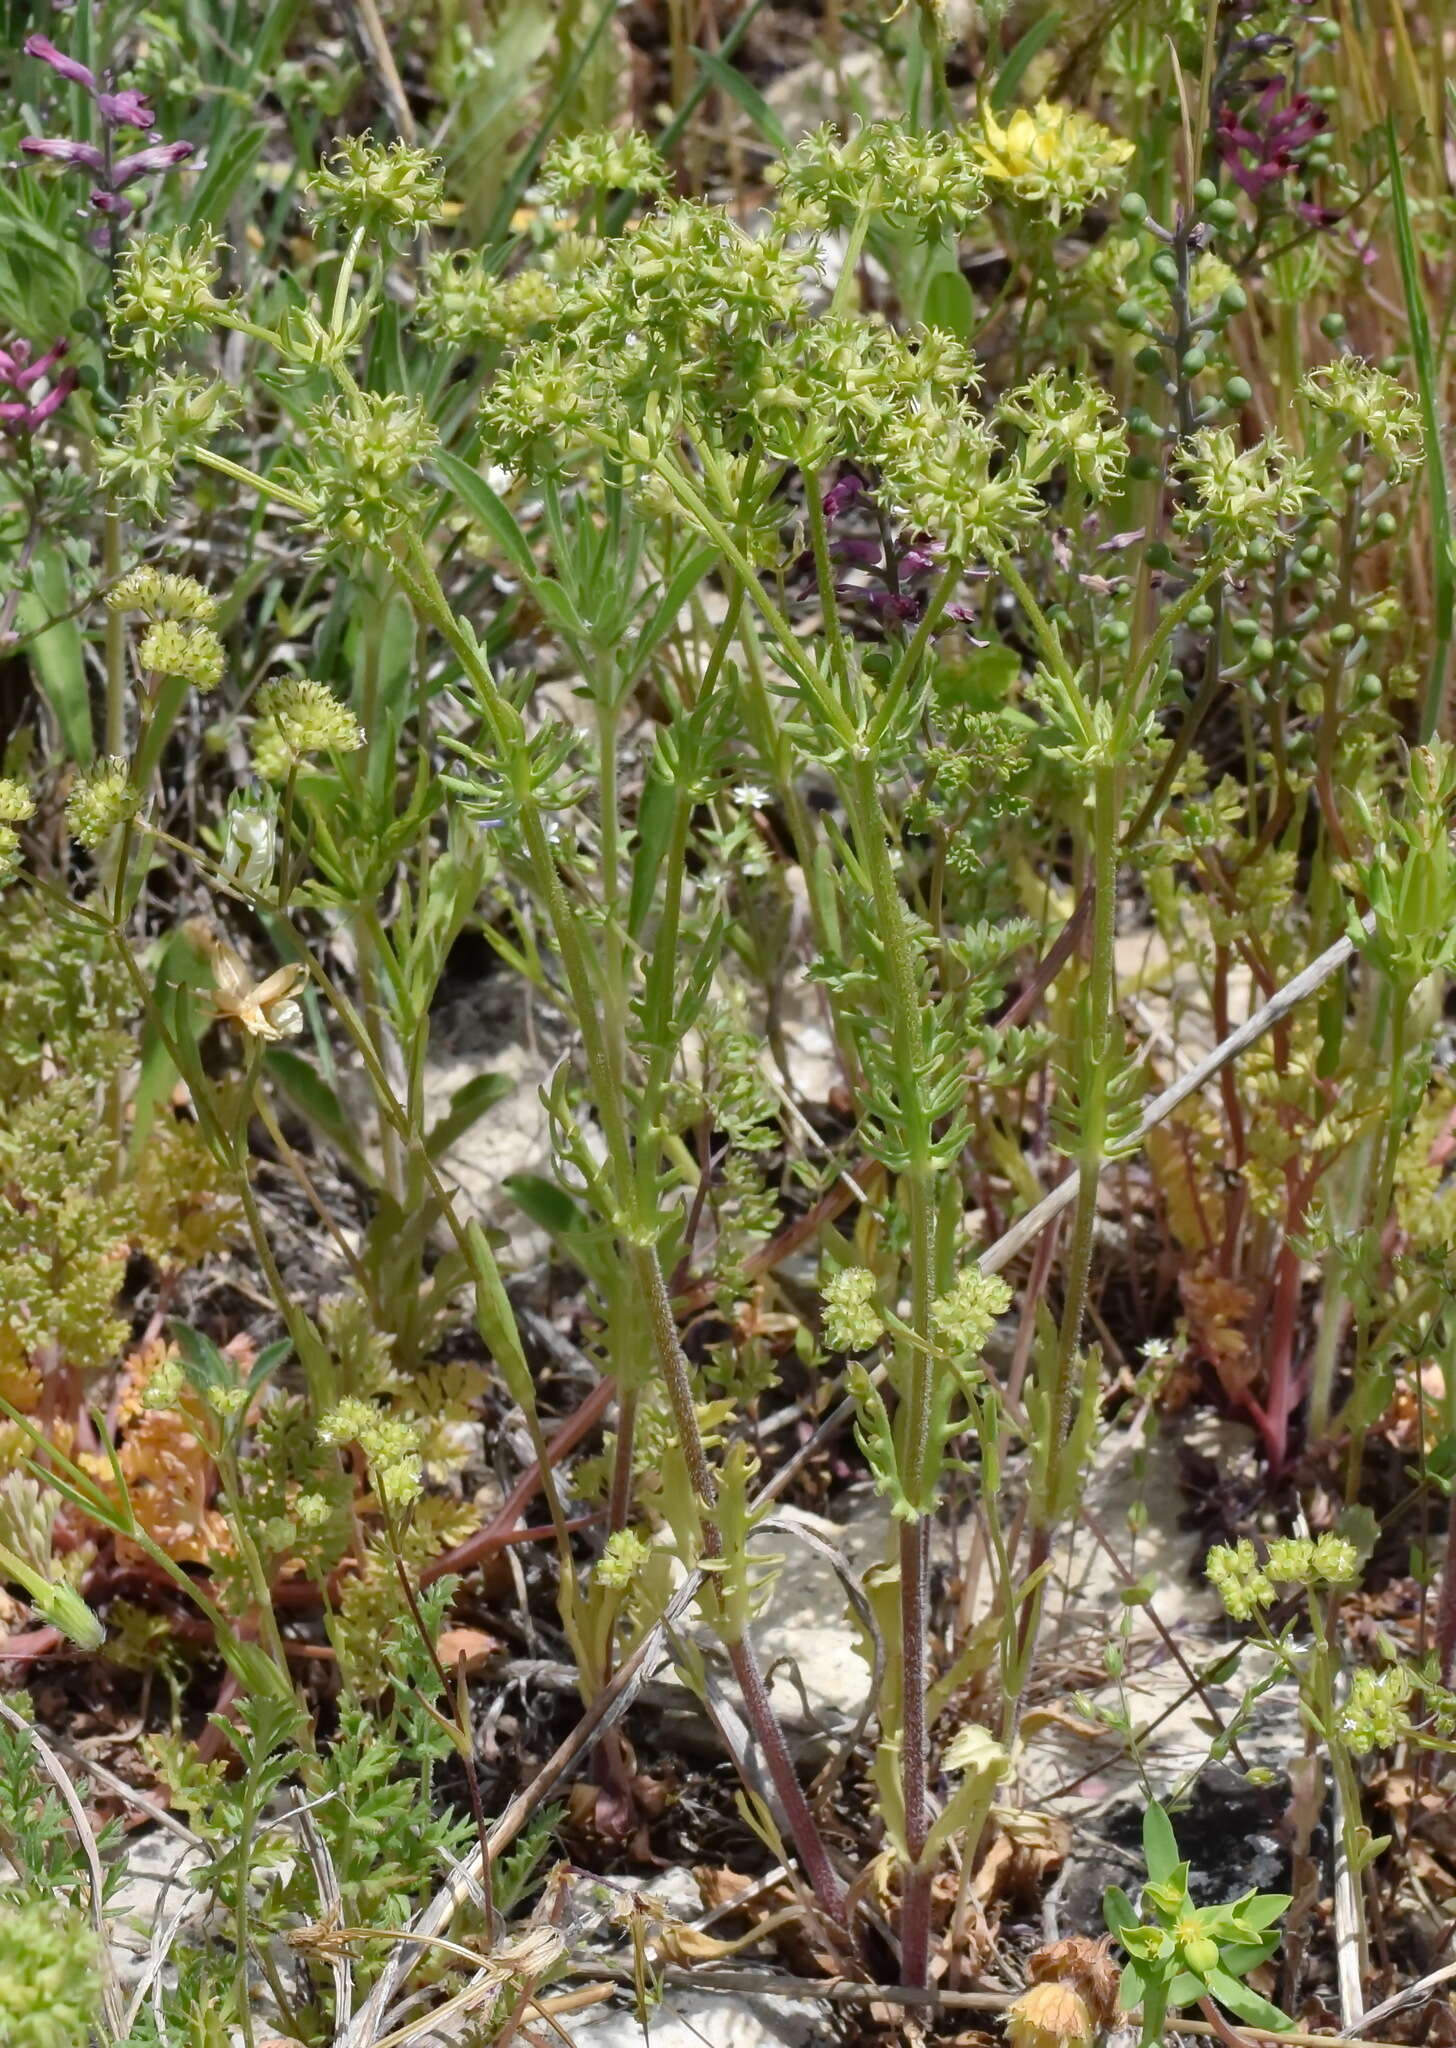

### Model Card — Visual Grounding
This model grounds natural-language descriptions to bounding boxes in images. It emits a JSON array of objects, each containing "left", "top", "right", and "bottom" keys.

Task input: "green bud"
[
  {"left": 1356, "top": 672, "right": 1382, "bottom": 702},
  {"left": 1330, "top": 621, "right": 1355, "bottom": 645},
  {"left": 1243, "top": 536, "right": 1273, "bottom": 564},
  {"left": 1220, "top": 283, "right": 1248, "bottom": 314},
  {"left": 1102, "top": 619, "right": 1130, "bottom": 645},
  {"left": 1232, "top": 616, "right": 1261, "bottom": 642},
  {"left": 1115, "top": 299, "right": 1149, "bottom": 330},
  {"left": 1119, "top": 191, "right": 1149, "bottom": 222},
  {"left": 1342, "top": 461, "right": 1365, "bottom": 487},
  {"left": 1193, "top": 177, "right": 1218, "bottom": 208},
  {"left": 1189, "top": 602, "right": 1215, "bottom": 627},
  {"left": 1206, "top": 196, "right": 1239, "bottom": 228},
  {"left": 1371, "top": 511, "right": 1398, "bottom": 539},
  {"left": 1321, "top": 312, "right": 1347, "bottom": 338},
  {"left": 1134, "top": 344, "right": 1165, "bottom": 375},
  {"left": 1250, "top": 634, "right": 1275, "bottom": 663},
  {"left": 1224, "top": 375, "right": 1253, "bottom": 405},
  {"left": 1182, "top": 346, "right": 1207, "bottom": 376},
  {"left": 1151, "top": 251, "right": 1179, "bottom": 287}
]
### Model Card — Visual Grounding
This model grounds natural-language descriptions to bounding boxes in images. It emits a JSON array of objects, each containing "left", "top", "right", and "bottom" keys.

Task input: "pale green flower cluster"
[
  {"left": 598, "top": 1527, "right": 652, "bottom": 1590},
  {"left": 0, "top": 779, "right": 35, "bottom": 890},
  {"left": 319, "top": 1395, "right": 424, "bottom": 1509},
  {"left": 1204, "top": 1538, "right": 1276, "bottom": 1621},
  {"left": 419, "top": 252, "right": 561, "bottom": 349},
  {"left": 1175, "top": 428, "right": 1312, "bottom": 551},
  {"left": 110, "top": 227, "right": 222, "bottom": 363},
  {"left": 1301, "top": 357, "right": 1424, "bottom": 478},
  {"left": 769, "top": 119, "right": 987, "bottom": 236},
  {"left": 107, "top": 568, "right": 218, "bottom": 625},
  {"left": 97, "top": 373, "right": 238, "bottom": 514},
  {"left": 139, "top": 617, "right": 225, "bottom": 691},
  {"left": 297, "top": 392, "right": 438, "bottom": 553},
  {"left": 65, "top": 757, "right": 140, "bottom": 848},
  {"left": 0, "top": 1894, "right": 101, "bottom": 2048},
  {"left": 309, "top": 135, "right": 445, "bottom": 241},
  {"left": 998, "top": 369, "right": 1128, "bottom": 497},
  {"left": 1206, "top": 1530, "right": 1359, "bottom": 1619},
  {"left": 1337, "top": 1663, "right": 1415, "bottom": 1755},
  {"left": 538, "top": 127, "right": 667, "bottom": 204},
  {"left": 931, "top": 1266, "right": 1012, "bottom": 1354},
  {"left": 253, "top": 677, "right": 364, "bottom": 777},
  {"left": 822, "top": 1267, "right": 886, "bottom": 1353}
]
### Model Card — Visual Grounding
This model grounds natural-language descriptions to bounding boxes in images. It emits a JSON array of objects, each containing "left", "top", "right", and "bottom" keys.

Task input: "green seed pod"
[
  {"left": 1151, "top": 251, "right": 1179, "bottom": 287},
  {"left": 1342, "top": 461, "right": 1364, "bottom": 487},
  {"left": 1193, "top": 176, "right": 1218, "bottom": 208},
  {"left": 1189, "top": 602, "right": 1215, "bottom": 627},
  {"left": 1320, "top": 312, "right": 1346, "bottom": 338},
  {"left": 1223, "top": 374, "right": 1253, "bottom": 405},
  {"left": 1182, "top": 346, "right": 1207, "bottom": 375},
  {"left": 1206, "top": 196, "right": 1239, "bottom": 228},
  {"left": 1250, "top": 634, "right": 1275, "bottom": 663},
  {"left": 1127, "top": 454, "right": 1161, "bottom": 481},
  {"left": 1220, "top": 283, "right": 1248, "bottom": 315},
  {"left": 1371, "top": 511, "right": 1398, "bottom": 539},
  {"left": 1119, "top": 191, "right": 1149, "bottom": 222},
  {"left": 1330, "top": 621, "right": 1355, "bottom": 646},
  {"left": 1232, "top": 616, "right": 1261, "bottom": 642},
  {"left": 1134, "top": 344, "right": 1165, "bottom": 375},
  {"left": 1356, "top": 672, "right": 1382, "bottom": 702},
  {"left": 1115, "top": 299, "right": 1149, "bottom": 330}
]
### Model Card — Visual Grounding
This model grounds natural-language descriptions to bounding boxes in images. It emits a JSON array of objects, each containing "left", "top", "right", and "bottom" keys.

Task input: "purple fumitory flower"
[
  {"left": 805, "top": 471, "right": 983, "bottom": 637},
  {"left": 21, "top": 30, "right": 192, "bottom": 243},
  {"left": 1215, "top": 72, "right": 1335, "bottom": 223},
  {"left": 0, "top": 336, "right": 77, "bottom": 434}
]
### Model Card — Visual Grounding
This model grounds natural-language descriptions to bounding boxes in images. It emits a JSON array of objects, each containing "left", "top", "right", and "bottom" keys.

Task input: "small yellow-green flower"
[
  {"left": 252, "top": 676, "right": 364, "bottom": 778},
  {"left": 65, "top": 757, "right": 140, "bottom": 847},
  {"left": 0, "top": 779, "right": 34, "bottom": 890},
  {"left": 598, "top": 1527, "right": 651, "bottom": 1590},
  {"left": 822, "top": 1266, "right": 885, "bottom": 1353},
  {"left": 309, "top": 135, "right": 445, "bottom": 242},
  {"left": 931, "top": 1266, "right": 1012, "bottom": 1355},
  {"left": 107, "top": 567, "right": 218, "bottom": 625},
  {"left": 975, "top": 99, "right": 1133, "bottom": 221},
  {"left": 138, "top": 618, "right": 225, "bottom": 691}
]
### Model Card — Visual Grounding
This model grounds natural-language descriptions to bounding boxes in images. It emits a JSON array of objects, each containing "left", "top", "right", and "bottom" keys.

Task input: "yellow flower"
[
  {"left": 203, "top": 934, "right": 306, "bottom": 1041},
  {"left": 1005, "top": 1981, "right": 1095, "bottom": 2048},
  {"left": 976, "top": 99, "right": 1133, "bottom": 220}
]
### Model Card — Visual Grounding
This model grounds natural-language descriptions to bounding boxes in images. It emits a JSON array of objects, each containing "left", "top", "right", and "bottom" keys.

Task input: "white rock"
[{"left": 568, "top": 1988, "right": 829, "bottom": 2047}]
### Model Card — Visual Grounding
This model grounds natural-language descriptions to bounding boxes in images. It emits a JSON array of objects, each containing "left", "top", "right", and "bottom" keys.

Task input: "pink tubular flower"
[
  {"left": 0, "top": 336, "right": 76, "bottom": 435},
  {"left": 112, "top": 140, "right": 194, "bottom": 186},
  {"left": 24, "top": 34, "right": 97, "bottom": 90},
  {"left": 95, "top": 88, "right": 155, "bottom": 131},
  {"left": 22, "top": 28, "right": 191, "bottom": 240},
  {"left": 20, "top": 136, "right": 106, "bottom": 172}
]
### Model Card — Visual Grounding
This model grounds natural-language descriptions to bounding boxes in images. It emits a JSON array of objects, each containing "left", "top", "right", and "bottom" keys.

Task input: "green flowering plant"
[{"left": 1104, "top": 1803, "right": 1292, "bottom": 2047}]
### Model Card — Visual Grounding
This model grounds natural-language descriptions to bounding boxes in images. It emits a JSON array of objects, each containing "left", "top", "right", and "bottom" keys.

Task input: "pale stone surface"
[{"left": 566, "top": 1989, "right": 830, "bottom": 2047}]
